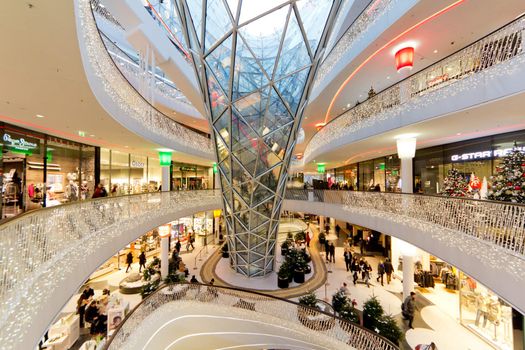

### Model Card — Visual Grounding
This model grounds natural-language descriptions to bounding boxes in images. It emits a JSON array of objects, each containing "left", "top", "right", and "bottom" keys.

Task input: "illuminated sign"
[
  {"left": 180, "top": 166, "right": 197, "bottom": 172},
  {"left": 450, "top": 147, "right": 524, "bottom": 162},
  {"left": 317, "top": 163, "right": 326, "bottom": 173},
  {"left": 213, "top": 163, "right": 218, "bottom": 174},
  {"left": 159, "top": 151, "right": 172, "bottom": 166},
  {"left": 3, "top": 132, "right": 39, "bottom": 153}
]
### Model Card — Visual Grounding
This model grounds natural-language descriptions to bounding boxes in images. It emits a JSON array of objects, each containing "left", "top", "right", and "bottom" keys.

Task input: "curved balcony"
[
  {"left": 0, "top": 190, "right": 221, "bottom": 350},
  {"left": 283, "top": 190, "right": 525, "bottom": 316},
  {"left": 305, "top": 16, "right": 525, "bottom": 164},
  {"left": 2, "top": 189, "right": 524, "bottom": 348},
  {"left": 75, "top": 0, "right": 213, "bottom": 160},
  {"left": 105, "top": 283, "right": 397, "bottom": 350}
]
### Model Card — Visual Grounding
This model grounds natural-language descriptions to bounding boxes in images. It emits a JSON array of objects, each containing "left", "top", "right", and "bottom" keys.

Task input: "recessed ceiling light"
[
  {"left": 124, "top": 145, "right": 129, "bottom": 148},
  {"left": 386, "top": 76, "right": 390, "bottom": 79},
  {"left": 456, "top": 132, "right": 462, "bottom": 136},
  {"left": 90, "top": 134, "right": 95, "bottom": 137},
  {"left": 433, "top": 49, "right": 438, "bottom": 53},
  {"left": 346, "top": 103, "right": 351, "bottom": 108},
  {"left": 36, "top": 114, "right": 45, "bottom": 118}
]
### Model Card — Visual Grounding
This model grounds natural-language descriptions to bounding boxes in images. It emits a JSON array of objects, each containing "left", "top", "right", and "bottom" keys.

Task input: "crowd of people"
[{"left": 76, "top": 287, "right": 111, "bottom": 335}]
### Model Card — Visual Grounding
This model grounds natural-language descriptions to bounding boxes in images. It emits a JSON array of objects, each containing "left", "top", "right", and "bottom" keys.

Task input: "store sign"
[
  {"left": 180, "top": 166, "right": 197, "bottom": 172},
  {"left": 450, "top": 146, "right": 524, "bottom": 162},
  {"left": 3, "top": 132, "right": 40, "bottom": 153},
  {"left": 131, "top": 160, "right": 144, "bottom": 168}
]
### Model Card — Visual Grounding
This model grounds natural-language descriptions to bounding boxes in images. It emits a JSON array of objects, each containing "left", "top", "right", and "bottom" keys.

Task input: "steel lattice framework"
[{"left": 176, "top": 0, "right": 340, "bottom": 276}]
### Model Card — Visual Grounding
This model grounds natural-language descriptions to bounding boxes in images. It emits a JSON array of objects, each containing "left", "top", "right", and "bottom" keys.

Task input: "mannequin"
[
  {"left": 475, "top": 293, "right": 490, "bottom": 328},
  {"left": 65, "top": 180, "right": 79, "bottom": 202},
  {"left": 487, "top": 295, "right": 501, "bottom": 340}
]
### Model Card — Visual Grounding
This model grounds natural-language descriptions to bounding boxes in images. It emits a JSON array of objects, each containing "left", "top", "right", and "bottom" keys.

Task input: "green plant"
[
  {"left": 164, "top": 273, "right": 186, "bottom": 284},
  {"left": 363, "top": 296, "right": 384, "bottom": 330},
  {"left": 140, "top": 279, "right": 160, "bottom": 299},
  {"left": 278, "top": 262, "right": 291, "bottom": 279},
  {"left": 287, "top": 232, "right": 293, "bottom": 240},
  {"left": 331, "top": 290, "right": 348, "bottom": 313},
  {"left": 376, "top": 314, "right": 403, "bottom": 345},
  {"left": 298, "top": 292, "right": 318, "bottom": 308},
  {"left": 143, "top": 266, "right": 156, "bottom": 281},
  {"left": 339, "top": 302, "right": 360, "bottom": 324},
  {"left": 294, "top": 231, "right": 306, "bottom": 241}
]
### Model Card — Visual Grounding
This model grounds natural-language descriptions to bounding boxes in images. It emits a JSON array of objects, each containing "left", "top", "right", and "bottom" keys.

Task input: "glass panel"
[
  {"left": 275, "top": 10, "right": 311, "bottom": 80},
  {"left": 111, "top": 150, "right": 130, "bottom": 195},
  {"left": 208, "top": 72, "right": 229, "bottom": 121},
  {"left": 232, "top": 35, "right": 270, "bottom": 101},
  {"left": 80, "top": 145, "right": 96, "bottom": 199},
  {"left": 255, "top": 140, "right": 282, "bottom": 177},
  {"left": 274, "top": 67, "right": 309, "bottom": 114},
  {"left": 224, "top": 0, "right": 239, "bottom": 20},
  {"left": 239, "top": 0, "right": 289, "bottom": 24},
  {"left": 358, "top": 160, "right": 373, "bottom": 191},
  {"left": 100, "top": 148, "right": 111, "bottom": 194},
  {"left": 213, "top": 109, "right": 230, "bottom": 145},
  {"left": 215, "top": 132, "right": 230, "bottom": 163},
  {"left": 148, "top": 157, "right": 162, "bottom": 192},
  {"left": 205, "top": 0, "right": 232, "bottom": 51},
  {"left": 373, "top": 158, "right": 385, "bottom": 192},
  {"left": 186, "top": 0, "right": 204, "bottom": 45},
  {"left": 46, "top": 138, "right": 81, "bottom": 204},
  {"left": 385, "top": 155, "right": 400, "bottom": 192},
  {"left": 237, "top": 5, "right": 289, "bottom": 79},
  {"left": 252, "top": 182, "right": 274, "bottom": 206},
  {"left": 130, "top": 154, "right": 147, "bottom": 194},
  {"left": 205, "top": 34, "right": 233, "bottom": 97},
  {"left": 296, "top": 0, "right": 332, "bottom": 54}
]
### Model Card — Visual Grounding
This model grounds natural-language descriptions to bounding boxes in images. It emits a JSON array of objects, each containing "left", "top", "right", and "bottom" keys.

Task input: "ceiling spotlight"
[
  {"left": 346, "top": 103, "right": 351, "bottom": 108},
  {"left": 395, "top": 47, "right": 414, "bottom": 72},
  {"left": 36, "top": 114, "right": 45, "bottom": 118},
  {"left": 433, "top": 49, "right": 438, "bottom": 53},
  {"left": 315, "top": 122, "right": 326, "bottom": 131}
]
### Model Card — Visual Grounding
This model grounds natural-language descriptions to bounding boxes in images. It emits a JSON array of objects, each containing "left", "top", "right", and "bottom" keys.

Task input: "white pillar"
[
  {"left": 419, "top": 248, "right": 431, "bottom": 271},
  {"left": 159, "top": 225, "right": 170, "bottom": 279},
  {"left": 396, "top": 136, "right": 417, "bottom": 193},
  {"left": 403, "top": 255, "right": 415, "bottom": 300},
  {"left": 319, "top": 216, "right": 325, "bottom": 230},
  {"left": 161, "top": 166, "right": 170, "bottom": 192},
  {"left": 330, "top": 217, "right": 336, "bottom": 232},
  {"left": 161, "top": 236, "right": 169, "bottom": 279}
]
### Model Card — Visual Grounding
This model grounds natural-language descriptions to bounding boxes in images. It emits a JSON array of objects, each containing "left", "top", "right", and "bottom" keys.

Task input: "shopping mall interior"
[{"left": 1, "top": 0, "right": 525, "bottom": 349}]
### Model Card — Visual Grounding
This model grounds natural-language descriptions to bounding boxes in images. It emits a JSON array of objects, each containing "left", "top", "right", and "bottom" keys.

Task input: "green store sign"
[{"left": 3, "top": 132, "right": 40, "bottom": 155}]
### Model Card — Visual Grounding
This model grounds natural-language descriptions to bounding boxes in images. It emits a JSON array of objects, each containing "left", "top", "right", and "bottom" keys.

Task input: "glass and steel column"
[{"left": 177, "top": 0, "right": 340, "bottom": 276}]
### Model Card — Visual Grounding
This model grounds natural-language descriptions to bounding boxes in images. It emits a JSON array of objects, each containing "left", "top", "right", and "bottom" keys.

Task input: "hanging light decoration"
[{"left": 395, "top": 47, "right": 415, "bottom": 72}]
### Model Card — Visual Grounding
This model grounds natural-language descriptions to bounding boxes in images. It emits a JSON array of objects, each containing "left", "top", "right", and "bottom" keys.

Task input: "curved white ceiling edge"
[
  {"left": 74, "top": 0, "right": 214, "bottom": 160},
  {"left": 304, "top": 54, "right": 525, "bottom": 165},
  {"left": 283, "top": 199, "right": 525, "bottom": 315}
]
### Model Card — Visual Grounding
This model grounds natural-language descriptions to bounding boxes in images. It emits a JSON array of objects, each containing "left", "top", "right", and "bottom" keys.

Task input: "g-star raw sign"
[
  {"left": 450, "top": 146, "right": 524, "bottom": 162},
  {"left": 3, "top": 132, "right": 40, "bottom": 153}
]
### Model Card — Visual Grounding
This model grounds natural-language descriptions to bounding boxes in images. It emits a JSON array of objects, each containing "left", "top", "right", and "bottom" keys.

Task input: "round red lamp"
[{"left": 395, "top": 47, "right": 414, "bottom": 72}]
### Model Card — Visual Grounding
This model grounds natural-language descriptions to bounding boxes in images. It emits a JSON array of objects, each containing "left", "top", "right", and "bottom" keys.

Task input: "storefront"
[
  {"left": 414, "top": 129, "right": 525, "bottom": 195},
  {"left": 100, "top": 150, "right": 210, "bottom": 194},
  {"left": 1, "top": 123, "right": 96, "bottom": 218}
]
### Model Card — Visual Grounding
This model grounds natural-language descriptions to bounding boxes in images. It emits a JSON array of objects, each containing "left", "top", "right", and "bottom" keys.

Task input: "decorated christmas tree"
[
  {"left": 488, "top": 143, "right": 525, "bottom": 203},
  {"left": 441, "top": 168, "right": 470, "bottom": 197}
]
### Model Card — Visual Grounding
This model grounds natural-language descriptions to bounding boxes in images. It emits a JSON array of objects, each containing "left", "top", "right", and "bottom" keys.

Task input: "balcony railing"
[
  {"left": 314, "top": 0, "right": 395, "bottom": 88},
  {"left": 101, "top": 34, "right": 194, "bottom": 108},
  {"left": 285, "top": 190, "right": 525, "bottom": 259},
  {"left": 79, "top": 0, "right": 213, "bottom": 158},
  {"left": 105, "top": 282, "right": 398, "bottom": 350},
  {"left": 306, "top": 15, "right": 525, "bottom": 162},
  {"left": 0, "top": 190, "right": 221, "bottom": 350}
]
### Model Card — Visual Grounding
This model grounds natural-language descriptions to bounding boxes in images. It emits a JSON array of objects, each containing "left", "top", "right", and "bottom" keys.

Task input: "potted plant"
[
  {"left": 293, "top": 266, "right": 305, "bottom": 283},
  {"left": 277, "top": 265, "right": 290, "bottom": 288},
  {"left": 298, "top": 292, "right": 318, "bottom": 308},
  {"left": 297, "top": 292, "right": 335, "bottom": 330},
  {"left": 281, "top": 240, "right": 290, "bottom": 256},
  {"left": 221, "top": 243, "right": 229, "bottom": 258}
]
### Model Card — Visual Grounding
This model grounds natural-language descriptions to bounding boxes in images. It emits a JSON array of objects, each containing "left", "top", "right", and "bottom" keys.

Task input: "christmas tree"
[
  {"left": 488, "top": 143, "right": 525, "bottom": 203},
  {"left": 441, "top": 168, "right": 470, "bottom": 197}
]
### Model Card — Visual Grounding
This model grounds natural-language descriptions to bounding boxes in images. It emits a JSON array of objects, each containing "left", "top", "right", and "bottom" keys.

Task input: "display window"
[
  {"left": 130, "top": 154, "right": 147, "bottom": 194},
  {"left": 148, "top": 157, "right": 162, "bottom": 192},
  {"left": 110, "top": 150, "right": 130, "bottom": 195},
  {"left": 358, "top": 160, "right": 374, "bottom": 191},
  {"left": 100, "top": 148, "right": 111, "bottom": 192},
  {"left": 460, "top": 272, "right": 513, "bottom": 350}
]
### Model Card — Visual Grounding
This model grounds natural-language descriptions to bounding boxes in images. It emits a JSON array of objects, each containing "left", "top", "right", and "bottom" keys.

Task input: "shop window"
[
  {"left": 130, "top": 154, "right": 147, "bottom": 194},
  {"left": 46, "top": 138, "right": 82, "bottom": 206},
  {"left": 111, "top": 151, "right": 130, "bottom": 195},
  {"left": 373, "top": 158, "right": 386, "bottom": 192},
  {"left": 459, "top": 272, "right": 513, "bottom": 349},
  {"left": 148, "top": 157, "right": 162, "bottom": 192},
  {"left": 385, "top": 155, "right": 401, "bottom": 192},
  {"left": 100, "top": 148, "right": 111, "bottom": 193},
  {"left": 358, "top": 160, "right": 373, "bottom": 191},
  {"left": 80, "top": 145, "right": 96, "bottom": 200}
]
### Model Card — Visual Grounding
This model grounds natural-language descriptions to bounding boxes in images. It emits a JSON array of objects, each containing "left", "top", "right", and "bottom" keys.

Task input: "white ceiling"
[
  {"left": 0, "top": 0, "right": 212, "bottom": 166},
  {"left": 297, "top": 0, "right": 525, "bottom": 157}
]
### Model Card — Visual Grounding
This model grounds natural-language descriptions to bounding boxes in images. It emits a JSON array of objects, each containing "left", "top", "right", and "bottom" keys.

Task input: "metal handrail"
[
  {"left": 104, "top": 282, "right": 398, "bottom": 350},
  {"left": 306, "top": 15, "right": 525, "bottom": 161}
]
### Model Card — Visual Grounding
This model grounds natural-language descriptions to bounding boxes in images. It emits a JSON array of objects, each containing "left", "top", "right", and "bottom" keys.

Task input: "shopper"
[
  {"left": 359, "top": 259, "right": 366, "bottom": 280},
  {"left": 377, "top": 260, "right": 385, "bottom": 286},
  {"left": 363, "top": 260, "right": 372, "bottom": 288},
  {"left": 138, "top": 251, "right": 146, "bottom": 272},
  {"left": 100, "top": 184, "right": 108, "bottom": 197},
  {"left": 351, "top": 258, "right": 360, "bottom": 285},
  {"left": 92, "top": 184, "right": 102, "bottom": 198},
  {"left": 335, "top": 224, "right": 341, "bottom": 237},
  {"left": 125, "top": 251, "right": 133, "bottom": 273},
  {"left": 339, "top": 282, "right": 350, "bottom": 295},
  {"left": 384, "top": 258, "right": 394, "bottom": 284},
  {"left": 402, "top": 292, "right": 416, "bottom": 329},
  {"left": 324, "top": 239, "right": 330, "bottom": 258},
  {"left": 76, "top": 292, "right": 89, "bottom": 328},
  {"left": 343, "top": 248, "right": 352, "bottom": 271},
  {"left": 190, "top": 275, "right": 198, "bottom": 283},
  {"left": 328, "top": 242, "right": 335, "bottom": 263}
]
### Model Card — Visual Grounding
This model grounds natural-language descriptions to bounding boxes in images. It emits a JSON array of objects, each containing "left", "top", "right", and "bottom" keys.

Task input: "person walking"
[
  {"left": 363, "top": 260, "right": 372, "bottom": 288},
  {"left": 402, "top": 292, "right": 416, "bottom": 329},
  {"left": 351, "top": 258, "right": 360, "bottom": 285},
  {"left": 343, "top": 248, "right": 352, "bottom": 272},
  {"left": 324, "top": 240, "right": 330, "bottom": 260},
  {"left": 125, "top": 251, "right": 133, "bottom": 273},
  {"left": 139, "top": 251, "right": 147, "bottom": 272},
  {"left": 384, "top": 258, "right": 394, "bottom": 284},
  {"left": 188, "top": 233, "right": 195, "bottom": 250},
  {"left": 335, "top": 224, "right": 341, "bottom": 237},
  {"left": 339, "top": 282, "right": 350, "bottom": 295},
  {"left": 328, "top": 242, "right": 335, "bottom": 263},
  {"left": 175, "top": 240, "right": 181, "bottom": 254},
  {"left": 377, "top": 260, "right": 385, "bottom": 286}
]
